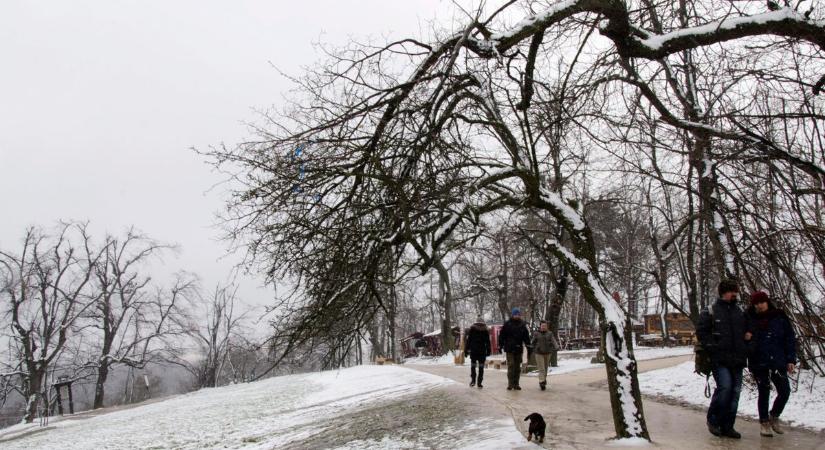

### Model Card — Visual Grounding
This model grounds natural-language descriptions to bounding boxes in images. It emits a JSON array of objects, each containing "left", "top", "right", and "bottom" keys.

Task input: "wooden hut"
[{"left": 641, "top": 312, "right": 694, "bottom": 346}]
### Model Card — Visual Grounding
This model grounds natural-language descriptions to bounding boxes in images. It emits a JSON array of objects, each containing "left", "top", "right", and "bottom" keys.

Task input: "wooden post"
[
  {"left": 53, "top": 377, "right": 74, "bottom": 415},
  {"left": 67, "top": 384, "right": 74, "bottom": 414},
  {"left": 54, "top": 386, "right": 64, "bottom": 416},
  {"left": 455, "top": 327, "right": 465, "bottom": 365}
]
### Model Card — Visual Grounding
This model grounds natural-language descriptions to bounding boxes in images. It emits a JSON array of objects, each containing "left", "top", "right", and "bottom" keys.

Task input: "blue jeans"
[
  {"left": 707, "top": 365, "right": 743, "bottom": 431},
  {"left": 751, "top": 368, "right": 791, "bottom": 423}
]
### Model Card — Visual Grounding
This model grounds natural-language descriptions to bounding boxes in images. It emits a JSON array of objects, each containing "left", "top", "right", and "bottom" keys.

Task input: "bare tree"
[
  {"left": 206, "top": 0, "right": 825, "bottom": 439},
  {"left": 88, "top": 228, "right": 193, "bottom": 408},
  {"left": 0, "top": 222, "right": 102, "bottom": 422},
  {"left": 189, "top": 284, "right": 246, "bottom": 388}
]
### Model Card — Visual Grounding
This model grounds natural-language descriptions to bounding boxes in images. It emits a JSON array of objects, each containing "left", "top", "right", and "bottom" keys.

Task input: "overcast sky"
[{"left": 0, "top": 0, "right": 471, "bottom": 315}]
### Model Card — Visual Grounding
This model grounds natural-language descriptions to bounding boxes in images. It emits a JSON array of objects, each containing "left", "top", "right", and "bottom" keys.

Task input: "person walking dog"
[{"left": 745, "top": 290, "right": 797, "bottom": 437}]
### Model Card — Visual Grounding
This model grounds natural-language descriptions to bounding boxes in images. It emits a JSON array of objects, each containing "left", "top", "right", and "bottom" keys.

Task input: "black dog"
[{"left": 524, "top": 412, "right": 546, "bottom": 443}]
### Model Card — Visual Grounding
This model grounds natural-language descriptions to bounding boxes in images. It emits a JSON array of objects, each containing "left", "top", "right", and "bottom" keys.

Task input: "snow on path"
[
  {"left": 0, "top": 365, "right": 533, "bottom": 450},
  {"left": 639, "top": 361, "right": 825, "bottom": 431}
]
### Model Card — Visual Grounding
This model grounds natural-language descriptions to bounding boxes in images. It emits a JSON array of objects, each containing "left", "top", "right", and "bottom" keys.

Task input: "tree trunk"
[
  {"left": 434, "top": 261, "right": 453, "bottom": 354},
  {"left": 544, "top": 237, "right": 649, "bottom": 439},
  {"left": 601, "top": 316, "right": 648, "bottom": 439},
  {"left": 94, "top": 338, "right": 113, "bottom": 409},
  {"left": 692, "top": 132, "right": 732, "bottom": 280},
  {"left": 22, "top": 369, "right": 44, "bottom": 423},
  {"left": 368, "top": 320, "right": 382, "bottom": 361},
  {"left": 546, "top": 266, "right": 568, "bottom": 367},
  {"left": 93, "top": 362, "right": 109, "bottom": 409},
  {"left": 389, "top": 285, "right": 398, "bottom": 361}
]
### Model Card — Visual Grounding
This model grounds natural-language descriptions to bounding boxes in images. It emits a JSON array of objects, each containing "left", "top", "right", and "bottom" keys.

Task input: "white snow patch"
[
  {"left": 489, "top": 0, "right": 578, "bottom": 41},
  {"left": 605, "top": 436, "right": 653, "bottom": 447},
  {"left": 641, "top": 8, "right": 800, "bottom": 50},
  {"left": 538, "top": 190, "right": 585, "bottom": 230},
  {"left": 639, "top": 362, "right": 825, "bottom": 431},
  {"left": 0, "top": 365, "right": 461, "bottom": 449},
  {"left": 404, "top": 350, "right": 458, "bottom": 365}
]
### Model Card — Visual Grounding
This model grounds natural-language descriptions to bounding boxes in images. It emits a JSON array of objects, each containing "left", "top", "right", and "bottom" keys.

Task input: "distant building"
[{"left": 640, "top": 312, "right": 694, "bottom": 346}]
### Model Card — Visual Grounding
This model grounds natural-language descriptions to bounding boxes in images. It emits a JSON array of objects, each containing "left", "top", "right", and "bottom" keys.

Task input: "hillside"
[{"left": 0, "top": 365, "right": 529, "bottom": 449}]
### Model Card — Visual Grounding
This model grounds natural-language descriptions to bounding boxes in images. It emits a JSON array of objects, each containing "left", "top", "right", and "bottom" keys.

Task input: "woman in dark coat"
[
  {"left": 464, "top": 316, "right": 491, "bottom": 388},
  {"left": 745, "top": 291, "right": 797, "bottom": 437}
]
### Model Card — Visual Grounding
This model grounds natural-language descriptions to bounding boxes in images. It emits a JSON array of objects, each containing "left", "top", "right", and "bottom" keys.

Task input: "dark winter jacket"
[
  {"left": 745, "top": 305, "right": 797, "bottom": 371},
  {"left": 464, "top": 322, "right": 492, "bottom": 358},
  {"left": 499, "top": 317, "right": 531, "bottom": 354},
  {"left": 531, "top": 330, "right": 559, "bottom": 355},
  {"left": 696, "top": 298, "right": 748, "bottom": 369}
]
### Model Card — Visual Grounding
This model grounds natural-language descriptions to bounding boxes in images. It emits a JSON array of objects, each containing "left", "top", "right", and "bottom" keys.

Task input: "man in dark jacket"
[
  {"left": 696, "top": 279, "right": 747, "bottom": 439},
  {"left": 745, "top": 291, "right": 797, "bottom": 437},
  {"left": 464, "top": 316, "right": 491, "bottom": 388},
  {"left": 499, "top": 307, "right": 531, "bottom": 390}
]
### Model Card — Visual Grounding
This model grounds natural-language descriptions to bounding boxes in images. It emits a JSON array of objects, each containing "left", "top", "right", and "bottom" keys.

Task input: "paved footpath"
[{"left": 408, "top": 355, "right": 825, "bottom": 449}]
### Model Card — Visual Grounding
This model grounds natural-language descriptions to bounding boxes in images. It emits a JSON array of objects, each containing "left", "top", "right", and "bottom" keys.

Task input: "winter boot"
[
  {"left": 760, "top": 422, "right": 773, "bottom": 437},
  {"left": 722, "top": 428, "right": 741, "bottom": 439},
  {"left": 539, "top": 381, "right": 546, "bottom": 391},
  {"left": 477, "top": 383, "right": 483, "bottom": 389},
  {"left": 470, "top": 380, "right": 475, "bottom": 387},
  {"left": 770, "top": 416, "right": 784, "bottom": 434}
]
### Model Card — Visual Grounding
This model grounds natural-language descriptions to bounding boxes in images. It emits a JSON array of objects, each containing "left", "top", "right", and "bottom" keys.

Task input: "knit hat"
[
  {"left": 511, "top": 307, "right": 521, "bottom": 317},
  {"left": 750, "top": 290, "right": 769, "bottom": 305}
]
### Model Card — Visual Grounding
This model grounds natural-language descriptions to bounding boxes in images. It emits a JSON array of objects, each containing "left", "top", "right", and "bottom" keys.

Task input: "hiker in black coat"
[
  {"left": 745, "top": 291, "right": 797, "bottom": 437},
  {"left": 498, "top": 307, "right": 531, "bottom": 390},
  {"left": 464, "top": 317, "right": 491, "bottom": 388},
  {"left": 696, "top": 279, "right": 747, "bottom": 439}
]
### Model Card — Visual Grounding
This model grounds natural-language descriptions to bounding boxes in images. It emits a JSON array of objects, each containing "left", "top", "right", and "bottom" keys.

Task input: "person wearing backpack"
[
  {"left": 744, "top": 291, "right": 797, "bottom": 437},
  {"left": 696, "top": 279, "right": 748, "bottom": 439}
]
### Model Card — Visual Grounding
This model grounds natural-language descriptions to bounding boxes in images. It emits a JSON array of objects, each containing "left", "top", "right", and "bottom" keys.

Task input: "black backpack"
[
  {"left": 694, "top": 340, "right": 713, "bottom": 377},
  {"left": 694, "top": 305, "right": 714, "bottom": 396}
]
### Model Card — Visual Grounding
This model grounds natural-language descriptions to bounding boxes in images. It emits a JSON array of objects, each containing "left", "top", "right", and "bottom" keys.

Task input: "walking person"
[
  {"left": 696, "top": 279, "right": 748, "bottom": 439},
  {"left": 531, "top": 321, "right": 559, "bottom": 391},
  {"left": 744, "top": 290, "right": 797, "bottom": 437},
  {"left": 499, "top": 307, "right": 531, "bottom": 391},
  {"left": 464, "top": 316, "right": 491, "bottom": 388}
]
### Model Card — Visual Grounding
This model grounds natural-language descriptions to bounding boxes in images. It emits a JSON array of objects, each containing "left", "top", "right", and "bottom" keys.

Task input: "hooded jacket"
[
  {"left": 465, "top": 322, "right": 491, "bottom": 358},
  {"left": 745, "top": 305, "right": 797, "bottom": 371}
]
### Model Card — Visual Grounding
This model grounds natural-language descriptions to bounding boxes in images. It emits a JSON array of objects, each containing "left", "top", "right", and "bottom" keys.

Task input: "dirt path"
[{"left": 408, "top": 356, "right": 825, "bottom": 449}]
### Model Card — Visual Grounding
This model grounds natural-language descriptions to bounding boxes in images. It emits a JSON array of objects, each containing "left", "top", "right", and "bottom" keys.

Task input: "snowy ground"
[
  {"left": 405, "top": 345, "right": 694, "bottom": 377},
  {"left": 0, "top": 365, "right": 533, "bottom": 450},
  {"left": 639, "top": 361, "right": 825, "bottom": 431}
]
